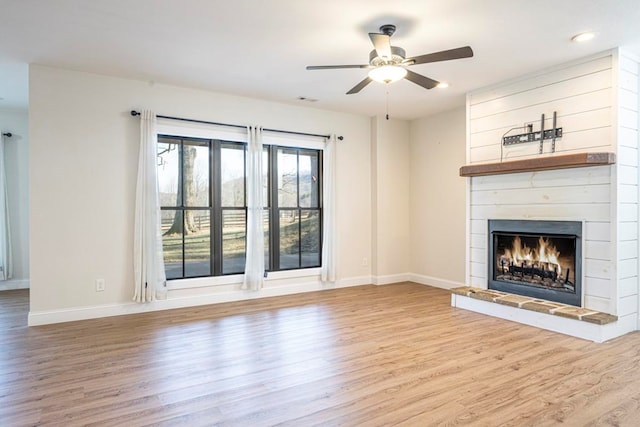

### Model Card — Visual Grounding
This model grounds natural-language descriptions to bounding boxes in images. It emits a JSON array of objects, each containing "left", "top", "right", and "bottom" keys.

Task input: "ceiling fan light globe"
[{"left": 368, "top": 65, "right": 407, "bottom": 84}]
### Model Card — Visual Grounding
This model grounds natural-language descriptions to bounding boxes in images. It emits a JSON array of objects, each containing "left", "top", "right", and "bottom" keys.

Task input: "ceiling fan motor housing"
[{"left": 369, "top": 46, "right": 406, "bottom": 66}]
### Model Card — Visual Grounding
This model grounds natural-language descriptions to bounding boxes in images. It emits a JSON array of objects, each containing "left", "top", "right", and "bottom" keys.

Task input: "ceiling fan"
[{"left": 306, "top": 24, "right": 474, "bottom": 94}]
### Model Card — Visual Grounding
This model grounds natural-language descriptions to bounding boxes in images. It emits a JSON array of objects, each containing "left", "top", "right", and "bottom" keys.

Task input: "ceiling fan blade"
[
  {"left": 369, "top": 33, "right": 392, "bottom": 59},
  {"left": 404, "top": 70, "right": 439, "bottom": 90},
  {"left": 407, "top": 46, "right": 474, "bottom": 65},
  {"left": 306, "top": 64, "right": 370, "bottom": 70},
  {"left": 346, "top": 77, "right": 373, "bottom": 94}
]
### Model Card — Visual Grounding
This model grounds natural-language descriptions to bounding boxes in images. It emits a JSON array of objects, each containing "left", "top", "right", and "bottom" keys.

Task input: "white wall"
[
  {"left": 409, "top": 107, "right": 466, "bottom": 288},
  {"left": 29, "top": 65, "right": 372, "bottom": 322},
  {"left": 466, "top": 49, "right": 639, "bottom": 336},
  {"left": 370, "top": 116, "right": 411, "bottom": 283},
  {"left": 616, "top": 50, "right": 640, "bottom": 324},
  {"left": 0, "top": 109, "right": 29, "bottom": 289},
  {"left": 368, "top": 109, "right": 468, "bottom": 289}
]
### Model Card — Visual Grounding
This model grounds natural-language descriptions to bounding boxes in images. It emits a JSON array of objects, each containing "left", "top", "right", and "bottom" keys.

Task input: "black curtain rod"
[
  {"left": 130, "top": 111, "right": 343, "bottom": 141},
  {"left": 1, "top": 132, "right": 11, "bottom": 137}
]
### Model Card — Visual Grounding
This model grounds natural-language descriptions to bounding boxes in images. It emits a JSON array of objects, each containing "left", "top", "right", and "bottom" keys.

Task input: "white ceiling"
[{"left": 1, "top": 0, "right": 639, "bottom": 119}]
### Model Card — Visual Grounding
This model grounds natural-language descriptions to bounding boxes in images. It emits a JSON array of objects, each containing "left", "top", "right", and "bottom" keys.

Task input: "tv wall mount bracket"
[{"left": 502, "top": 111, "right": 562, "bottom": 154}]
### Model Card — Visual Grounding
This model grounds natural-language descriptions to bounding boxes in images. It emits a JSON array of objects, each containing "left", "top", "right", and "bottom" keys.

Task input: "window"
[
  {"left": 275, "top": 147, "right": 321, "bottom": 269},
  {"left": 158, "top": 136, "right": 212, "bottom": 279},
  {"left": 157, "top": 135, "right": 322, "bottom": 279}
]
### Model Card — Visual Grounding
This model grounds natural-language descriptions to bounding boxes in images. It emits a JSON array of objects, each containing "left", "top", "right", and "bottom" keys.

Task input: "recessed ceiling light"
[
  {"left": 571, "top": 32, "right": 595, "bottom": 43},
  {"left": 436, "top": 82, "right": 449, "bottom": 89}
]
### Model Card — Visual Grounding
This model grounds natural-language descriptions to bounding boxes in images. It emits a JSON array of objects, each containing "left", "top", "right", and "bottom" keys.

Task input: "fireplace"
[{"left": 488, "top": 220, "right": 582, "bottom": 306}]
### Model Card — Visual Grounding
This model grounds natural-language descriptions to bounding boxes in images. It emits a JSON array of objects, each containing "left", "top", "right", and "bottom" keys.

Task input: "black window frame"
[
  {"left": 269, "top": 145, "right": 323, "bottom": 272},
  {"left": 157, "top": 134, "right": 323, "bottom": 280}
]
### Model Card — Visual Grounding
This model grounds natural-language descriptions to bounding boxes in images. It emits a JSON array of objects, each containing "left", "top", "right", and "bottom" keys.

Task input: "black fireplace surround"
[{"left": 488, "top": 219, "right": 582, "bottom": 307}]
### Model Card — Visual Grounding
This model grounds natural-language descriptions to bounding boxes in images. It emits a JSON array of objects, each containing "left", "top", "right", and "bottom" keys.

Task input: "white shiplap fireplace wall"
[{"left": 462, "top": 49, "right": 639, "bottom": 341}]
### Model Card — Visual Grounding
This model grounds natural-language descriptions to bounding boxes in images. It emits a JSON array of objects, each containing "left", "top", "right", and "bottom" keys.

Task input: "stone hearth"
[{"left": 451, "top": 286, "right": 617, "bottom": 325}]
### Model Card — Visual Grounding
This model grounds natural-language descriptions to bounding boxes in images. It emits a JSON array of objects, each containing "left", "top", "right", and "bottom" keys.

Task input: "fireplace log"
[{"left": 508, "top": 264, "right": 558, "bottom": 281}]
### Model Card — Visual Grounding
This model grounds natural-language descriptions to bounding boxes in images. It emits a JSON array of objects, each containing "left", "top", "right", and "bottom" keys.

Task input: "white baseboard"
[
  {"left": 337, "top": 275, "right": 372, "bottom": 287},
  {"left": 0, "top": 279, "right": 30, "bottom": 291},
  {"left": 372, "top": 273, "right": 411, "bottom": 285},
  {"left": 451, "top": 293, "right": 636, "bottom": 343},
  {"left": 25, "top": 273, "right": 471, "bottom": 326},
  {"left": 408, "top": 274, "right": 464, "bottom": 290},
  {"left": 27, "top": 276, "right": 370, "bottom": 326}
]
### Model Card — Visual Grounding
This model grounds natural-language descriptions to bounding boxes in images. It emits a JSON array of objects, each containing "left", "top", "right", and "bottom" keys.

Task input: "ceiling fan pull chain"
[{"left": 386, "top": 88, "right": 390, "bottom": 120}]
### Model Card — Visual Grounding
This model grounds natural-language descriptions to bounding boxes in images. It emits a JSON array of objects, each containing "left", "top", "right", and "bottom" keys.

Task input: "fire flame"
[{"left": 501, "top": 236, "right": 562, "bottom": 275}]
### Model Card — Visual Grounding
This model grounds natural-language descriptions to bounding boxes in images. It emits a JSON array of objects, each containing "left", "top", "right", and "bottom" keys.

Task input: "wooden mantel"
[{"left": 459, "top": 152, "right": 616, "bottom": 177}]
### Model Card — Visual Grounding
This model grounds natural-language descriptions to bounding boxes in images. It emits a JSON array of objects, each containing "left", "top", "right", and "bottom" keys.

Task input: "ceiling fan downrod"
[{"left": 379, "top": 24, "right": 396, "bottom": 37}]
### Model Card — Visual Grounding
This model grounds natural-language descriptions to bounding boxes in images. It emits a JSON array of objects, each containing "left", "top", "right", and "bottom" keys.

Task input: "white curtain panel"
[
  {"left": 133, "top": 110, "right": 167, "bottom": 302},
  {"left": 321, "top": 134, "right": 337, "bottom": 282},
  {"left": 242, "top": 126, "right": 265, "bottom": 290},
  {"left": 0, "top": 134, "right": 11, "bottom": 281}
]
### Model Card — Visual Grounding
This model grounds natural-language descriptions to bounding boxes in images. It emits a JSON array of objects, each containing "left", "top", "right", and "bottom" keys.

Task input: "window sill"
[{"left": 167, "top": 267, "right": 322, "bottom": 290}]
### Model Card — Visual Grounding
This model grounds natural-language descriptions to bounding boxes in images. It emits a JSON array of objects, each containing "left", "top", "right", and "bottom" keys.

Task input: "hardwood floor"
[{"left": 2, "top": 283, "right": 640, "bottom": 426}]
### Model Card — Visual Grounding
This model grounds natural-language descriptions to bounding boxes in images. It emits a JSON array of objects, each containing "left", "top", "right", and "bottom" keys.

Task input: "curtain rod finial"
[
  {"left": 1, "top": 132, "right": 11, "bottom": 138},
  {"left": 130, "top": 110, "right": 140, "bottom": 117},
  {"left": 337, "top": 136, "right": 344, "bottom": 141}
]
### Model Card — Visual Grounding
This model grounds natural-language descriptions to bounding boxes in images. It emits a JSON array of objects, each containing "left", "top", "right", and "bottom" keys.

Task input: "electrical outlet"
[
  {"left": 95, "top": 278, "right": 105, "bottom": 292},
  {"left": 362, "top": 257, "right": 369, "bottom": 266}
]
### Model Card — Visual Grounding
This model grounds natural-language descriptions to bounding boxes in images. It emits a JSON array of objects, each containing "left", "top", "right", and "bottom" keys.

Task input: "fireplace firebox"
[{"left": 488, "top": 220, "right": 582, "bottom": 306}]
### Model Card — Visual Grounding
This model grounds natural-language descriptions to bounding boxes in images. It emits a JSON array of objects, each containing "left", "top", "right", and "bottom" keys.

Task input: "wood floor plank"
[{"left": 2, "top": 284, "right": 640, "bottom": 426}]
